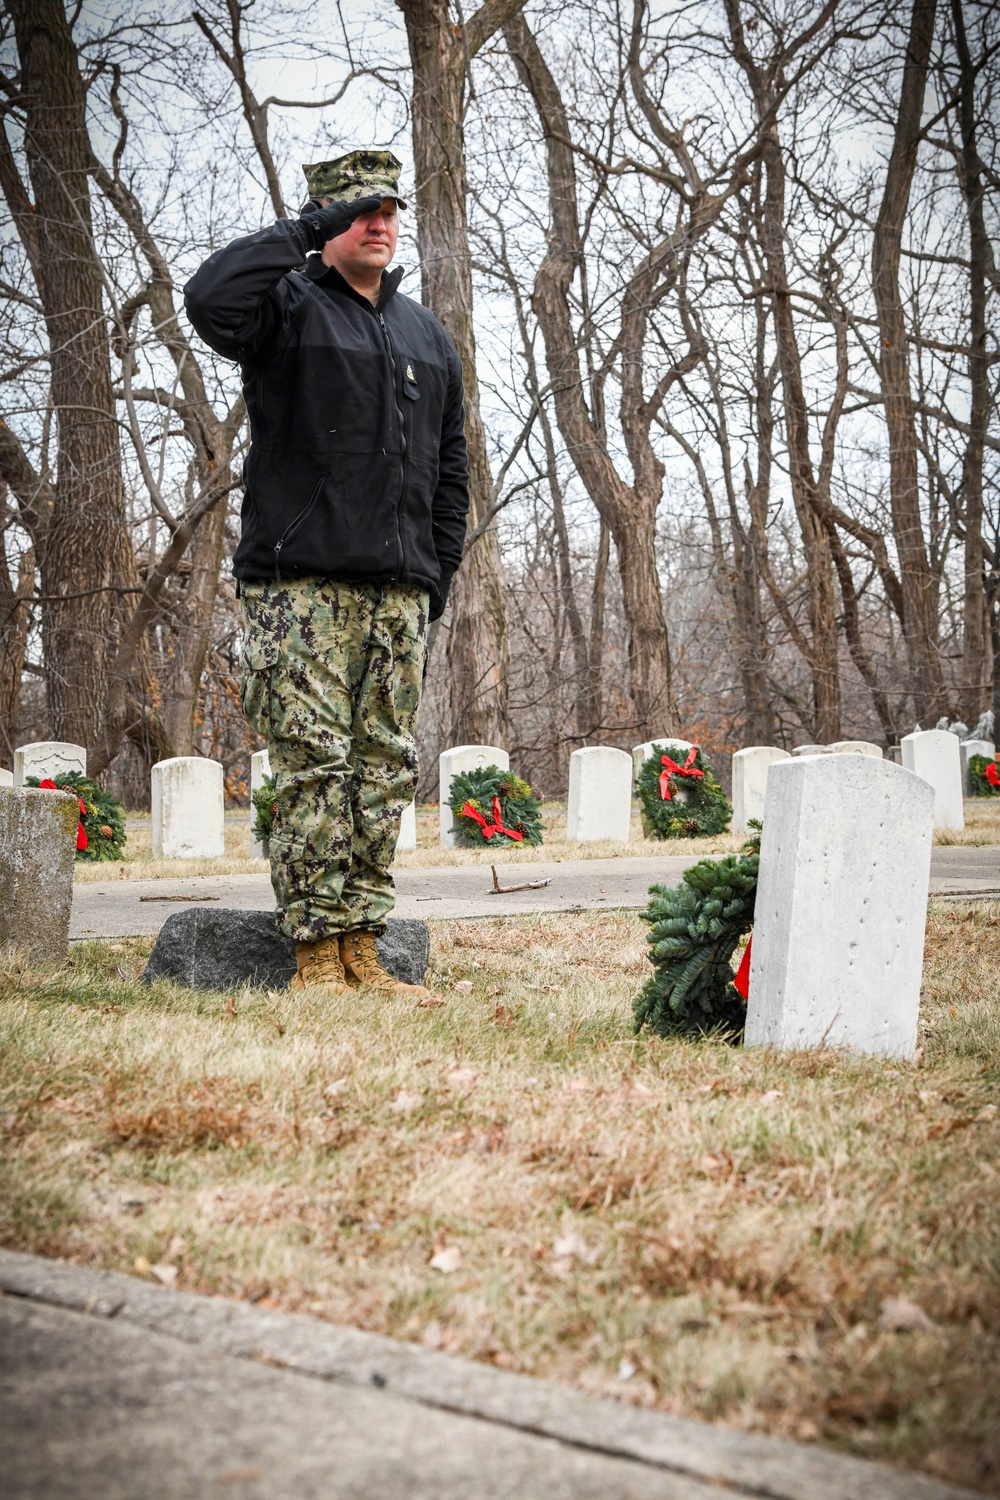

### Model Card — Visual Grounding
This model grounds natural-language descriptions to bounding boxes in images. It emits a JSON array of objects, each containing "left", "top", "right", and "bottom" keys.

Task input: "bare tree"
[{"left": 397, "top": 0, "right": 525, "bottom": 748}]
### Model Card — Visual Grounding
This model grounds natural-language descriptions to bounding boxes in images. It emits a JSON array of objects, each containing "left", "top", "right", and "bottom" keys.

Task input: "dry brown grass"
[{"left": 2, "top": 904, "right": 998, "bottom": 1493}]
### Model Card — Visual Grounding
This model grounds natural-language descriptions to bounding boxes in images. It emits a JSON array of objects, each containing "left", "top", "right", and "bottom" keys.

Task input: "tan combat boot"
[
  {"left": 289, "top": 935, "right": 353, "bottom": 996},
  {"left": 339, "top": 928, "right": 440, "bottom": 1002}
]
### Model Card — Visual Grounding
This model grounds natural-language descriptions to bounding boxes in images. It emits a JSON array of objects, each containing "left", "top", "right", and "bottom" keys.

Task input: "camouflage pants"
[{"left": 239, "top": 579, "right": 428, "bottom": 942}]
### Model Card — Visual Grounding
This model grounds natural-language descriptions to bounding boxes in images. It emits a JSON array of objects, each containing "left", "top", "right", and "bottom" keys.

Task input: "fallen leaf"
[
  {"left": 453, "top": 980, "right": 474, "bottom": 994},
  {"left": 224, "top": 995, "right": 236, "bottom": 1018},
  {"left": 166, "top": 1235, "right": 187, "bottom": 1260},
  {"left": 324, "top": 1078, "right": 349, "bottom": 1098},
  {"left": 878, "top": 1295, "right": 938, "bottom": 1333},
  {"left": 447, "top": 1067, "right": 477, "bottom": 1090},
  {"left": 928, "top": 1116, "right": 973, "bottom": 1139},
  {"left": 976, "top": 1103, "right": 998, "bottom": 1122},
  {"left": 133, "top": 1255, "right": 150, "bottom": 1276},
  {"left": 566, "top": 1077, "right": 591, "bottom": 1094},
  {"left": 149, "top": 1263, "right": 178, "bottom": 1288},
  {"left": 552, "top": 1230, "right": 597, "bottom": 1263},
  {"left": 493, "top": 1003, "right": 515, "bottom": 1027},
  {"left": 759, "top": 1089, "right": 783, "bottom": 1105},
  {"left": 390, "top": 1089, "right": 423, "bottom": 1114},
  {"left": 416, "top": 994, "right": 446, "bottom": 1008},
  {"left": 430, "top": 1244, "right": 462, "bottom": 1274}
]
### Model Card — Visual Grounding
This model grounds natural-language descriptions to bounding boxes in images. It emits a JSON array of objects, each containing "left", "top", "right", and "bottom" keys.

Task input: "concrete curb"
[{"left": 0, "top": 1249, "right": 976, "bottom": 1500}]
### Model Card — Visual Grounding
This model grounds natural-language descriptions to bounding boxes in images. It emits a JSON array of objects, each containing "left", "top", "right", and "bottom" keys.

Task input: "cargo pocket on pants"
[
  {"left": 269, "top": 830, "right": 310, "bottom": 906},
  {"left": 240, "top": 636, "right": 280, "bottom": 738}
]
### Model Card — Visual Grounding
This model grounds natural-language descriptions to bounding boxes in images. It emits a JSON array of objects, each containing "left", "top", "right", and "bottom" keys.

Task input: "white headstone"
[
  {"left": 745, "top": 754, "right": 934, "bottom": 1060},
  {"left": 0, "top": 785, "right": 79, "bottom": 962},
  {"left": 439, "top": 745, "right": 509, "bottom": 848},
  {"left": 566, "top": 747, "right": 632, "bottom": 842},
  {"left": 900, "top": 729, "right": 964, "bottom": 832},
  {"left": 151, "top": 757, "right": 225, "bottom": 859},
  {"left": 249, "top": 748, "right": 271, "bottom": 859},
  {"left": 13, "top": 741, "right": 87, "bottom": 788},
  {"left": 632, "top": 737, "right": 692, "bottom": 784},
  {"left": 0, "top": 768, "right": 12, "bottom": 787},
  {"left": 828, "top": 741, "right": 882, "bottom": 758},
  {"left": 731, "top": 747, "right": 790, "bottom": 834},
  {"left": 959, "top": 738, "right": 995, "bottom": 797},
  {"left": 396, "top": 799, "right": 417, "bottom": 852},
  {"left": 791, "top": 744, "right": 826, "bottom": 757}
]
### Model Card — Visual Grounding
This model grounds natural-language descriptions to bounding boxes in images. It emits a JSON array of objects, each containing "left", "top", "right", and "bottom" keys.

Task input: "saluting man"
[{"left": 185, "top": 150, "right": 469, "bottom": 1000}]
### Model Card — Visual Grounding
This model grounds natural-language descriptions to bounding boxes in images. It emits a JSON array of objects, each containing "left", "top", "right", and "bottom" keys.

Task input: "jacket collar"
[{"left": 303, "top": 257, "right": 404, "bottom": 314}]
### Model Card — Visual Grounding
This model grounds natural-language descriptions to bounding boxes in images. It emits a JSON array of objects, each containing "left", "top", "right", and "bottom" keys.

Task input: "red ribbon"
[
  {"left": 987, "top": 763, "right": 1000, "bottom": 789},
  {"left": 659, "top": 746, "right": 705, "bottom": 801},
  {"left": 39, "top": 778, "right": 88, "bottom": 851},
  {"left": 460, "top": 796, "right": 523, "bottom": 842},
  {"left": 733, "top": 935, "right": 752, "bottom": 1000}
]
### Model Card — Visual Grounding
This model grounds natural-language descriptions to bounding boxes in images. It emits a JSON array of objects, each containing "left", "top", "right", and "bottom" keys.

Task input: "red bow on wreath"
[
  {"left": 460, "top": 796, "right": 523, "bottom": 842},
  {"left": 987, "top": 762, "right": 1000, "bottom": 789},
  {"left": 39, "top": 778, "right": 88, "bottom": 851},
  {"left": 659, "top": 746, "right": 705, "bottom": 801}
]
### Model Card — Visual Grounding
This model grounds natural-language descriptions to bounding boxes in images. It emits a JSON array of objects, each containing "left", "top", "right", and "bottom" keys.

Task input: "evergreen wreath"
[
  {"left": 967, "top": 753, "right": 1000, "bottom": 797},
  {"left": 635, "top": 742, "right": 731, "bottom": 839},
  {"left": 251, "top": 773, "right": 277, "bottom": 844},
  {"left": 27, "top": 772, "right": 128, "bottom": 862},
  {"left": 633, "top": 830, "right": 760, "bottom": 1041},
  {"left": 449, "top": 764, "right": 544, "bottom": 847}
]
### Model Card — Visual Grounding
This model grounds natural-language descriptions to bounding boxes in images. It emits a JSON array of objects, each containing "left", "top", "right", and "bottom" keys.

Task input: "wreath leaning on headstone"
[
  {"left": 635, "top": 742, "right": 731, "bottom": 839},
  {"left": 633, "top": 829, "right": 760, "bottom": 1041},
  {"left": 251, "top": 773, "right": 277, "bottom": 846},
  {"left": 449, "top": 764, "right": 545, "bottom": 847},
  {"left": 27, "top": 773, "right": 128, "bottom": 862},
  {"left": 967, "top": 754, "right": 1000, "bottom": 797}
]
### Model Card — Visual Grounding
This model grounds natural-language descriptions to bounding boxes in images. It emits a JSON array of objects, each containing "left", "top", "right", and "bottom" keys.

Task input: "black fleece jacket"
[{"left": 183, "top": 219, "right": 469, "bottom": 619}]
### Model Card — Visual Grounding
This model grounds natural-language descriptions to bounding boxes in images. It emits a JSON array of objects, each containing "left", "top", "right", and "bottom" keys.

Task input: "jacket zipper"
[
  {"left": 376, "top": 309, "right": 407, "bottom": 574},
  {"left": 273, "top": 477, "right": 323, "bottom": 581}
]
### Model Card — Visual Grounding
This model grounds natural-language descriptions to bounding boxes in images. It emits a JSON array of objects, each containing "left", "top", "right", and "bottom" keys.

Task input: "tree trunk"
[
  {"left": 0, "top": 498, "right": 32, "bottom": 763},
  {"left": 161, "top": 496, "right": 230, "bottom": 755},
  {"left": 397, "top": 0, "right": 523, "bottom": 747},
  {"left": 9, "top": 0, "right": 128, "bottom": 754},
  {"left": 871, "top": 0, "right": 947, "bottom": 720},
  {"left": 951, "top": 0, "right": 990, "bottom": 723},
  {"left": 505, "top": 12, "right": 678, "bottom": 740},
  {"left": 757, "top": 127, "right": 842, "bottom": 742}
]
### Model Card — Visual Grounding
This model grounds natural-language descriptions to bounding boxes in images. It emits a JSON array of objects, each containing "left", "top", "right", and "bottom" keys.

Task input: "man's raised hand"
[{"left": 295, "top": 195, "right": 384, "bottom": 252}]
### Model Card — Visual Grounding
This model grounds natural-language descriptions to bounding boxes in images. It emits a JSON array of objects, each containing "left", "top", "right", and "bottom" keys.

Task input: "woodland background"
[{"left": 0, "top": 0, "right": 996, "bottom": 805}]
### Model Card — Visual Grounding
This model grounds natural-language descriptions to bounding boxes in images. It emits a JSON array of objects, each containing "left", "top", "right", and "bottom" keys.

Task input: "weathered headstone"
[
  {"left": 151, "top": 757, "right": 225, "bottom": 859},
  {"left": 249, "top": 748, "right": 271, "bottom": 859},
  {"left": 13, "top": 741, "right": 86, "bottom": 789},
  {"left": 828, "top": 740, "right": 882, "bottom": 758},
  {"left": 631, "top": 737, "right": 692, "bottom": 784},
  {"left": 900, "top": 729, "right": 964, "bottom": 832},
  {"left": 791, "top": 744, "right": 826, "bottom": 757},
  {"left": 0, "top": 785, "right": 79, "bottom": 963},
  {"left": 959, "top": 738, "right": 995, "bottom": 796},
  {"left": 0, "top": 768, "right": 12, "bottom": 787},
  {"left": 731, "top": 747, "right": 790, "bottom": 834},
  {"left": 745, "top": 754, "right": 933, "bottom": 1060},
  {"left": 396, "top": 799, "right": 417, "bottom": 852},
  {"left": 439, "top": 745, "right": 508, "bottom": 849},
  {"left": 143, "top": 909, "right": 429, "bottom": 990},
  {"left": 566, "top": 747, "right": 632, "bottom": 842}
]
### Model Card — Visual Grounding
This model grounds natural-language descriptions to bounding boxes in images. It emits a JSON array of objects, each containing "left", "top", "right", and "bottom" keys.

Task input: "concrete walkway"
[
  {"left": 70, "top": 847, "right": 1000, "bottom": 939},
  {"left": 0, "top": 1250, "right": 975, "bottom": 1500}
]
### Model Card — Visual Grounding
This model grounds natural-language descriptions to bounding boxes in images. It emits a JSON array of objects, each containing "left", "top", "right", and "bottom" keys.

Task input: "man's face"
[{"left": 321, "top": 197, "right": 399, "bottom": 274}]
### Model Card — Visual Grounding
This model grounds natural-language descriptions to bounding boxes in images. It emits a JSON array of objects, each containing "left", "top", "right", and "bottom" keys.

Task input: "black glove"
[{"left": 291, "top": 195, "right": 383, "bottom": 255}]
